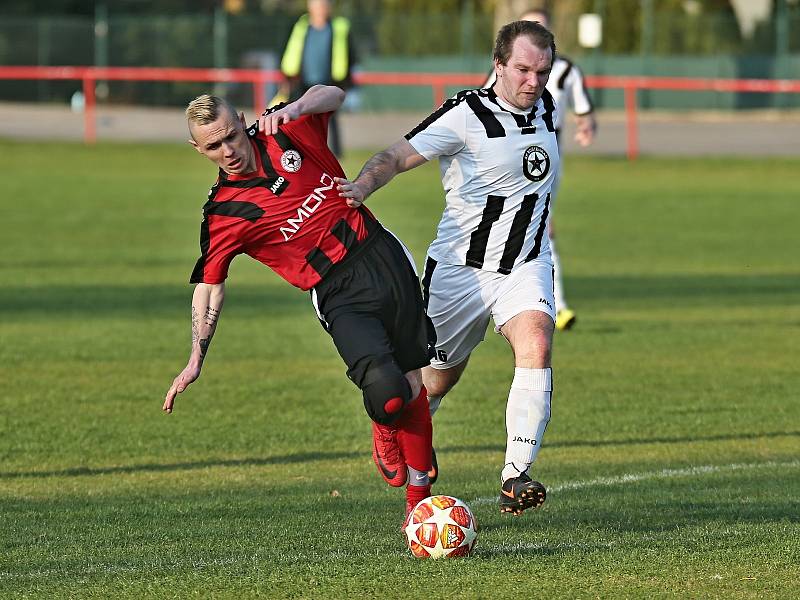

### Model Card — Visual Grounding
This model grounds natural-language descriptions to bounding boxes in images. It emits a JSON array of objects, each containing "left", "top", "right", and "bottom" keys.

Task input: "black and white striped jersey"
[
  {"left": 405, "top": 87, "right": 559, "bottom": 275},
  {"left": 485, "top": 56, "right": 594, "bottom": 131}
]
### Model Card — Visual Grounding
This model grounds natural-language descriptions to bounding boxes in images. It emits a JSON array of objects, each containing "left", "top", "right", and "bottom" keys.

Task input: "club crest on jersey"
[
  {"left": 523, "top": 146, "right": 550, "bottom": 182},
  {"left": 280, "top": 149, "right": 302, "bottom": 173}
]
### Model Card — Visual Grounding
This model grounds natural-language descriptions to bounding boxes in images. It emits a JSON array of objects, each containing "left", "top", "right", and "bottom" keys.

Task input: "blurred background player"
[
  {"left": 486, "top": 8, "right": 596, "bottom": 331},
  {"left": 279, "top": 0, "right": 357, "bottom": 156},
  {"left": 337, "top": 21, "right": 559, "bottom": 516},
  {"left": 163, "top": 85, "right": 433, "bottom": 519}
]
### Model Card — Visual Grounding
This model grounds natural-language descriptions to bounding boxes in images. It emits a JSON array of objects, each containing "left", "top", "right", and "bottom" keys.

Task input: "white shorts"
[{"left": 423, "top": 257, "right": 556, "bottom": 369}]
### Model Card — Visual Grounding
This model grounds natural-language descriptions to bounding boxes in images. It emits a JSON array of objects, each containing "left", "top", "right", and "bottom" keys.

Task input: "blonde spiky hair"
[{"left": 185, "top": 94, "right": 238, "bottom": 127}]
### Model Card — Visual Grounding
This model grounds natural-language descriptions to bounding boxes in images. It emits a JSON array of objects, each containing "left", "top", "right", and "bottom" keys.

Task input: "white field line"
[{"left": 471, "top": 459, "right": 800, "bottom": 506}]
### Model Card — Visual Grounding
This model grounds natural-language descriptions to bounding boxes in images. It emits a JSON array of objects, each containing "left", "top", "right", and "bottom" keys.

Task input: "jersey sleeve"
[
  {"left": 404, "top": 98, "right": 467, "bottom": 160},
  {"left": 189, "top": 216, "right": 244, "bottom": 284},
  {"left": 566, "top": 64, "right": 594, "bottom": 116},
  {"left": 281, "top": 112, "right": 331, "bottom": 150}
]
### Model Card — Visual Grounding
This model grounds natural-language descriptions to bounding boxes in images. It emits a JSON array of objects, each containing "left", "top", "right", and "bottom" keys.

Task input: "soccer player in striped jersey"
[
  {"left": 163, "top": 85, "right": 436, "bottom": 519},
  {"left": 336, "top": 21, "right": 559, "bottom": 516},
  {"left": 486, "top": 8, "right": 596, "bottom": 331}
]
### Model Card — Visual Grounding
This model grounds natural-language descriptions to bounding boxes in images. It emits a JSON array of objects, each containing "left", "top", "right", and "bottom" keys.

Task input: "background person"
[
  {"left": 163, "top": 85, "right": 433, "bottom": 519},
  {"left": 486, "top": 8, "right": 596, "bottom": 331},
  {"left": 336, "top": 21, "right": 559, "bottom": 517},
  {"left": 279, "top": 0, "right": 356, "bottom": 156}
]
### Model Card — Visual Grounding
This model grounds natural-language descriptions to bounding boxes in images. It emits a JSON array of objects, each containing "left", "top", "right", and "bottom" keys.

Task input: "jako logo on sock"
[{"left": 512, "top": 436, "right": 537, "bottom": 445}]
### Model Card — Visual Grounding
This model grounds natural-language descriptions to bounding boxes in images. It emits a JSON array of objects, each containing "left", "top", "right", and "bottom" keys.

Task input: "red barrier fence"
[{"left": 2, "top": 66, "right": 799, "bottom": 159}]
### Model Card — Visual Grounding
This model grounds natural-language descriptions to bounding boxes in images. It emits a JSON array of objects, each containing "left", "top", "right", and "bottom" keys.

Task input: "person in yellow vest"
[{"left": 280, "top": 0, "right": 356, "bottom": 156}]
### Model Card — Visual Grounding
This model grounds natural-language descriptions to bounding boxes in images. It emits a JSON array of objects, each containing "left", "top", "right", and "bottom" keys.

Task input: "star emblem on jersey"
[
  {"left": 523, "top": 145, "right": 550, "bottom": 182},
  {"left": 280, "top": 149, "right": 302, "bottom": 173}
]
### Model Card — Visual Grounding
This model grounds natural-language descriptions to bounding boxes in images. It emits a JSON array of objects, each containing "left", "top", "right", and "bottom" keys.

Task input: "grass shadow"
[
  {"left": 437, "top": 429, "right": 800, "bottom": 455},
  {"left": 2, "top": 430, "right": 796, "bottom": 480}
]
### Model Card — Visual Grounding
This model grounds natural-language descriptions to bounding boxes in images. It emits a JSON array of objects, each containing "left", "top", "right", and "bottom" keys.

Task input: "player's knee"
[
  {"left": 513, "top": 326, "right": 552, "bottom": 366},
  {"left": 531, "top": 337, "right": 552, "bottom": 365},
  {"left": 361, "top": 357, "right": 412, "bottom": 425},
  {"left": 517, "top": 344, "right": 551, "bottom": 367}
]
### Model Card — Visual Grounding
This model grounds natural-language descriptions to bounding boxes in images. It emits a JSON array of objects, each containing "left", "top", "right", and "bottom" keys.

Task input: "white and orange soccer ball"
[{"left": 402, "top": 495, "right": 478, "bottom": 559}]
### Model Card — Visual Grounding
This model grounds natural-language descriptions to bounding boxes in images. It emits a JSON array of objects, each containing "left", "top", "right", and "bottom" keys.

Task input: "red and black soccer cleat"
[{"left": 372, "top": 422, "right": 407, "bottom": 487}]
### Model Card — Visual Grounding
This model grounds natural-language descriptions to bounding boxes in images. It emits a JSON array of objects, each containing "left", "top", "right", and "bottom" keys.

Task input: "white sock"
[
  {"left": 501, "top": 367, "right": 552, "bottom": 483},
  {"left": 551, "top": 236, "right": 568, "bottom": 312},
  {"left": 428, "top": 393, "right": 444, "bottom": 417}
]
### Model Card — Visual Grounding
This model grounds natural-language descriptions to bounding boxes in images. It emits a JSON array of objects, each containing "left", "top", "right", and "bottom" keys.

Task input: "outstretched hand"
[
  {"left": 574, "top": 114, "right": 596, "bottom": 147},
  {"left": 259, "top": 104, "right": 301, "bottom": 135},
  {"left": 163, "top": 364, "right": 201, "bottom": 414},
  {"left": 335, "top": 177, "right": 369, "bottom": 208}
]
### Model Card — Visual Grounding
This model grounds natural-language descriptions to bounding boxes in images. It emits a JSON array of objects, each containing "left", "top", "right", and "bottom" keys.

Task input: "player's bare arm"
[
  {"left": 334, "top": 139, "right": 427, "bottom": 208},
  {"left": 574, "top": 112, "right": 597, "bottom": 147},
  {"left": 163, "top": 282, "right": 226, "bottom": 413},
  {"left": 258, "top": 85, "right": 345, "bottom": 135}
]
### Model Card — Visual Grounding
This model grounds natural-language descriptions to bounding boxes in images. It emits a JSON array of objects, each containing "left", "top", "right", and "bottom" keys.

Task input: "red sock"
[
  {"left": 405, "top": 483, "right": 432, "bottom": 516},
  {"left": 396, "top": 386, "right": 432, "bottom": 473}
]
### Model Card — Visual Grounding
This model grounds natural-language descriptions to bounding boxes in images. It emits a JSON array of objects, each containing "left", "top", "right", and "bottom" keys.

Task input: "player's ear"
[
  {"left": 493, "top": 59, "right": 502, "bottom": 77},
  {"left": 187, "top": 124, "right": 202, "bottom": 153},
  {"left": 239, "top": 112, "right": 247, "bottom": 127}
]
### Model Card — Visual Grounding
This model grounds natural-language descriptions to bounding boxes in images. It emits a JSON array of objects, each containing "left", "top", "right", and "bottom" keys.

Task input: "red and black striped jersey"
[{"left": 190, "top": 110, "right": 377, "bottom": 290}]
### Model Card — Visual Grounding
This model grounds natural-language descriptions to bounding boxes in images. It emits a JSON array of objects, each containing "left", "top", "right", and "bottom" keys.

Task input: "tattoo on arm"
[
  {"left": 199, "top": 337, "right": 211, "bottom": 361},
  {"left": 191, "top": 306, "right": 200, "bottom": 345},
  {"left": 356, "top": 150, "right": 397, "bottom": 195},
  {"left": 191, "top": 304, "right": 219, "bottom": 362},
  {"left": 204, "top": 306, "right": 220, "bottom": 327}
]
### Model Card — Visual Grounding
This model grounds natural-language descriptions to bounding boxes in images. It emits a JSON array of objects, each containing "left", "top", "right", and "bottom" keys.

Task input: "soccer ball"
[{"left": 403, "top": 495, "right": 478, "bottom": 559}]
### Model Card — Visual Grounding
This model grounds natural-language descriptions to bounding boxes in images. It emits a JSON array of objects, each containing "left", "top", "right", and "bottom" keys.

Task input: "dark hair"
[{"left": 492, "top": 20, "right": 556, "bottom": 66}]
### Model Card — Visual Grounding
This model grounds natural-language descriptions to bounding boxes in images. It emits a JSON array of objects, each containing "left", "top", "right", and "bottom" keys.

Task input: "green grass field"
[{"left": 2, "top": 140, "right": 799, "bottom": 598}]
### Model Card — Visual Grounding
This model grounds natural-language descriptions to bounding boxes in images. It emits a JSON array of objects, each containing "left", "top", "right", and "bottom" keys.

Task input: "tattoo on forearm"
[
  {"left": 204, "top": 306, "right": 220, "bottom": 327},
  {"left": 199, "top": 337, "right": 211, "bottom": 361},
  {"left": 191, "top": 304, "right": 218, "bottom": 361},
  {"left": 191, "top": 306, "right": 200, "bottom": 345},
  {"left": 357, "top": 150, "right": 396, "bottom": 192}
]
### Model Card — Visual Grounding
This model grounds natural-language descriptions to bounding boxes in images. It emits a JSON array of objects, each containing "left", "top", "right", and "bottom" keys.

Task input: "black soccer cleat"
[
  {"left": 499, "top": 473, "right": 546, "bottom": 516},
  {"left": 428, "top": 447, "right": 439, "bottom": 485}
]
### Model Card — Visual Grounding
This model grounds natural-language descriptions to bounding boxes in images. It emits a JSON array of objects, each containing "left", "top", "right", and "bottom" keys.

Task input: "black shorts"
[{"left": 311, "top": 226, "right": 435, "bottom": 389}]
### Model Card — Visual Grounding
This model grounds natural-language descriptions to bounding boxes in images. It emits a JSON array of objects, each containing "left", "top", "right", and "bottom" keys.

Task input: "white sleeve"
[
  {"left": 405, "top": 99, "right": 467, "bottom": 160},
  {"left": 566, "top": 63, "right": 594, "bottom": 116}
]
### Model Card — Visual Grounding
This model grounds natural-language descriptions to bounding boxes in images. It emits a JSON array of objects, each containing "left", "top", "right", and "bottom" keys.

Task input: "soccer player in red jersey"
[{"left": 163, "top": 85, "right": 434, "bottom": 517}]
